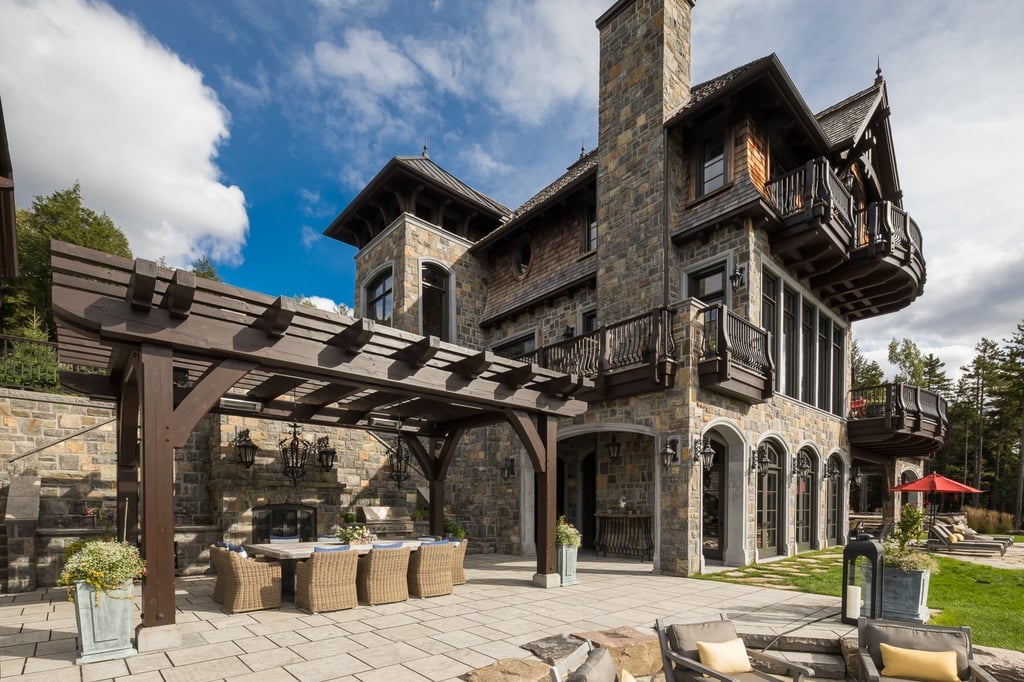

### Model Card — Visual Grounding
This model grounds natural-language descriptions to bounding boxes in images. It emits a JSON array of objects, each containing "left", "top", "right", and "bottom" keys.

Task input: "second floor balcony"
[
  {"left": 697, "top": 304, "right": 774, "bottom": 403},
  {"left": 518, "top": 307, "right": 677, "bottom": 401},
  {"left": 848, "top": 383, "right": 948, "bottom": 458}
]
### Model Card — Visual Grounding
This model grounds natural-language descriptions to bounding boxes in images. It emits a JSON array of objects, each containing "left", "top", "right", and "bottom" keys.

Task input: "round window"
[{"left": 513, "top": 237, "right": 532, "bottom": 278}]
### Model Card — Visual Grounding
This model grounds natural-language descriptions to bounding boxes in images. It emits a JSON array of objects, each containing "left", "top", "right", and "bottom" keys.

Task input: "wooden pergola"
[{"left": 51, "top": 240, "right": 590, "bottom": 634}]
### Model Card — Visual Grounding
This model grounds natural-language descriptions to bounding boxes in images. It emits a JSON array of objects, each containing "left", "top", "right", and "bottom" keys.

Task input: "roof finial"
[
  {"left": 422, "top": 139, "right": 429, "bottom": 158},
  {"left": 875, "top": 56, "right": 883, "bottom": 85},
  {"left": 580, "top": 140, "right": 586, "bottom": 159}
]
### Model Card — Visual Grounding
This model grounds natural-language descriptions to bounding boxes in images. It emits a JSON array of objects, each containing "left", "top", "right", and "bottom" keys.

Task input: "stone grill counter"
[{"left": 357, "top": 506, "right": 415, "bottom": 539}]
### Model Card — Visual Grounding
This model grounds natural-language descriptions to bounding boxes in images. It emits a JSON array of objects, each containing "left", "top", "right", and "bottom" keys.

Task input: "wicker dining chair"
[
  {"left": 209, "top": 545, "right": 230, "bottom": 604},
  {"left": 451, "top": 539, "right": 469, "bottom": 585},
  {"left": 356, "top": 546, "right": 412, "bottom": 605},
  {"left": 219, "top": 548, "right": 283, "bottom": 613},
  {"left": 295, "top": 548, "right": 359, "bottom": 614},
  {"left": 408, "top": 542, "right": 455, "bottom": 598}
]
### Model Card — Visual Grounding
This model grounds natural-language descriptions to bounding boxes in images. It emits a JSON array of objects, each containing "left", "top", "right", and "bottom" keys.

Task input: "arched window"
[
  {"left": 825, "top": 454, "right": 844, "bottom": 546},
  {"left": 755, "top": 441, "right": 783, "bottom": 558},
  {"left": 421, "top": 263, "right": 451, "bottom": 342},
  {"left": 365, "top": 269, "right": 393, "bottom": 325}
]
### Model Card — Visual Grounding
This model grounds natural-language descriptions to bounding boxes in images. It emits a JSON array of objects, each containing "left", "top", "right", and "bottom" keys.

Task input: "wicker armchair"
[
  {"left": 220, "top": 548, "right": 283, "bottom": 613},
  {"left": 210, "top": 545, "right": 230, "bottom": 604},
  {"left": 356, "top": 546, "right": 411, "bottom": 605},
  {"left": 452, "top": 539, "right": 468, "bottom": 585},
  {"left": 295, "top": 549, "right": 359, "bottom": 614},
  {"left": 408, "top": 542, "right": 455, "bottom": 598}
]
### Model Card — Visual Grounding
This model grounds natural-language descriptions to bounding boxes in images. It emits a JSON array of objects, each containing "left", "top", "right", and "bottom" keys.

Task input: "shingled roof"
[
  {"left": 471, "top": 149, "right": 597, "bottom": 253},
  {"left": 816, "top": 81, "right": 883, "bottom": 148},
  {"left": 393, "top": 155, "right": 510, "bottom": 216},
  {"left": 665, "top": 54, "right": 776, "bottom": 122}
]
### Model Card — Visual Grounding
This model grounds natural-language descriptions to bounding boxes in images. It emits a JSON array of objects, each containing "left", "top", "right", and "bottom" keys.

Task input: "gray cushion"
[
  {"left": 667, "top": 619, "right": 738, "bottom": 660},
  {"left": 861, "top": 620, "right": 970, "bottom": 680},
  {"left": 567, "top": 646, "right": 617, "bottom": 682}
]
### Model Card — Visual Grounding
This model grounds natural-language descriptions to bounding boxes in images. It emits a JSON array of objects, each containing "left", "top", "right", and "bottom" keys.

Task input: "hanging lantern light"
[
  {"left": 315, "top": 436, "right": 336, "bottom": 473},
  {"left": 607, "top": 434, "right": 622, "bottom": 465},
  {"left": 279, "top": 422, "right": 311, "bottom": 486},
  {"left": 387, "top": 436, "right": 410, "bottom": 488},
  {"left": 232, "top": 429, "right": 258, "bottom": 468}
]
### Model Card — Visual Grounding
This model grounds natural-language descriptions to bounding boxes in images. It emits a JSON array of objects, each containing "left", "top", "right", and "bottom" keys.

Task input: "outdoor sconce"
[
  {"left": 279, "top": 422, "right": 311, "bottom": 486},
  {"left": 841, "top": 535, "right": 884, "bottom": 625},
  {"left": 693, "top": 436, "right": 715, "bottom": 471},
  {"left": 499, "top": 456, "right": 516, "bottom": 481},
  {"left": 728, "top": 264, "right": 746, "bottom": 291},
  {"left": 661, "top": 437, "right": 679, "bottom": 469},
  {"left": 232, "top": 429, "right": 258, "bottom": 468},
  {"left": 387, "top": 436, "right": 410, "bottom": 488},
  {"left": 793, "top": 452, "right": 813, "bottom": 479},
  {"left": 828, "top": 462, "right": 842, "bottom": 480},
  {"left": 314, "top": 436, "right": 336, "bottom": 473},
  {"left": 751, "top": 446, "right": 771, "bottom": 474},
  {"left": 607, "top": 435, "right": 622, "bottom": 465},
  {"left": 563, "top": 325, "right": 575, "bottom": 340},
  {"left": 852, "top": 467, "right": 864, "bottom": 487}
]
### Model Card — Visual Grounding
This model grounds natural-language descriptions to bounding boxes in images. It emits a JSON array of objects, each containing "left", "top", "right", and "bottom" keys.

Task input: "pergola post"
[
  {"left": 117, "top": 372, "right": 140, "bottom": 544},
  {"left": 508, "top": 411, "right": 559, "bottom": 586}
]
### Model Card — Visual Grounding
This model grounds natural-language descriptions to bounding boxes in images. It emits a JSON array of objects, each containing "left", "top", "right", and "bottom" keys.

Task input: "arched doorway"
[
  {"left": 825, "top": 454, "right": 844, "bottom": 547},
  {"left": 701, "top": 439, "right": 727, "bottom": 562},
  {"left": 794, "top": 448, "right": 818, "bottom": 552},
  {"left": 754, "top": 441, "right": 784, "bottom": 558}
]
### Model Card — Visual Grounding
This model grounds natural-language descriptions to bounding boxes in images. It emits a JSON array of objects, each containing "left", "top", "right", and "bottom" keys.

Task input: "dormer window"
[
  {"left": 513, "top": 236, "right": 532, "bottom": 278},
  {"left": 699, "top": 131, "right": 726, "bottom": 196},
  {"left": 583, "top": 203, "right": 598, "bottom": 253},
  {"left": 365, "top": 269, "right": 393, "bottom": 326}
]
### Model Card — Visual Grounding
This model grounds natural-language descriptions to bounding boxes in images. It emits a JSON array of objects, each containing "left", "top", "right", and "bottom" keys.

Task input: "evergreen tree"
[
  {"left": 852, "top": 340, "right": 885, "bottom": 389},
  {"left": 190, "top": 255, "right": 222, "bottom": 282}
]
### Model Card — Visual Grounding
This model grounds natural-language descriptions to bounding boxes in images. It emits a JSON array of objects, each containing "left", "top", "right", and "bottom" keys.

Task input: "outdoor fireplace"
[{"left": 251, "top": 503, "right": 317, "bottom": 543}]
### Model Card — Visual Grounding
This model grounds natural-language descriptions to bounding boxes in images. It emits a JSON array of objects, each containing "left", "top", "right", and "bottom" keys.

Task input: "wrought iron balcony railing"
[
  {"left": 701, "top": 304, "right": 773, "bottom": 377},
  {"left": 848, "top": 383, "right": 947, "bottom": 424},
  {"left": 859, "top": 201, "right": 923, "bottom": 259},
  {"left": 766, "top": 157, "right": 855, "bottom": 232},
  {"left": 0, "top": 333, "right": 61, "bottom": 391}
]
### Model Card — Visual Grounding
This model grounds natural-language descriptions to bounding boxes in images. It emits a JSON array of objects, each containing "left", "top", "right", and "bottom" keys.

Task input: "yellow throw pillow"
[
  {"left": 696, "top": 638, "right": 752, "bottom": 674},
  {"left": 619, "top": 670, "right": 637, "bottom": 682},
  {"left": 879, "top": 642, "right": 959, "bottom": 682}
]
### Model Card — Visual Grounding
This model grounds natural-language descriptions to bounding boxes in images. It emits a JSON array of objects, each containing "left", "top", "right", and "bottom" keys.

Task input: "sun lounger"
[{"left": 927, "top": 524, "right": 1006, "bottom": 556}]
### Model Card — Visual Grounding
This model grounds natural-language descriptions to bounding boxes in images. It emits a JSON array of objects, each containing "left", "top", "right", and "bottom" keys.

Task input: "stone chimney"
[{"left": 595, "top": 0, "right": 693, "bottom": 320}]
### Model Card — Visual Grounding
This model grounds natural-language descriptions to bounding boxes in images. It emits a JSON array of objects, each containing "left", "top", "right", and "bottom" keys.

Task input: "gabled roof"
[
  {"left": 816, "top": 81, "right": 883, "bottom": 148},
  {"left": 471, "top": 149, "right": 597, "bottom": 253},
  {"left": 665, "top": 53, "right": 832, "bottom": 152}
]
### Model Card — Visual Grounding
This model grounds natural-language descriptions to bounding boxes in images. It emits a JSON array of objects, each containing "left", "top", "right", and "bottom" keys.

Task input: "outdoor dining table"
[{"left": 245, "top": 539, "right": 425, "bottom": 596}]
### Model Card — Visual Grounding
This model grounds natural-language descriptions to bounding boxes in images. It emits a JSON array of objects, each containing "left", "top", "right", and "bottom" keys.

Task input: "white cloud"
[
  {"left": 312, "top": 30, "right": 420, "bottom": 96},
  {"left": 219, "top": 69, "right": 271, "bottom": 109},
  {"left": 300, "top": 294, "right": 350, "bottom": 315},
  {"left": 459, "top": 144, "right": 511, "bottom": 178},
  {"left": 0, "top": 0, "right": 248, "bottom": 267},
  {"left": 300, "top": 225, "right": 320, "bottom": 249}
]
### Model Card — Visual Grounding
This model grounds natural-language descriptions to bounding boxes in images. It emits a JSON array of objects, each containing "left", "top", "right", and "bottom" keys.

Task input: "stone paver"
[{"left": 0, "top": 553, "right": 862, "bottom": 681}]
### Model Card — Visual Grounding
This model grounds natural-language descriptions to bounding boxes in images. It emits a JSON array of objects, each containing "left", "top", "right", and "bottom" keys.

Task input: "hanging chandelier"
[
  {"left": 387, "top": 436, "right": 410, "bottom": 488},
  {"left": 279, "top": 422, "right": 311, "bottom": 485}
]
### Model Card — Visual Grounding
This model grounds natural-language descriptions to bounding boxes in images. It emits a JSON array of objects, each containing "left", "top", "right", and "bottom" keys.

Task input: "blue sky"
[{"left": 2, "top": 0, "right": 1023, "bottom": 378}]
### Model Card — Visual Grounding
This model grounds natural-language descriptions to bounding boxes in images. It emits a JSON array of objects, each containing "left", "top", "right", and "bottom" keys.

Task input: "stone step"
[
  {"left": 757, "top": 650, "right": 848, "bottom": 680},
  {"left": 741, "top": 630, "right": 844, "bottom": 654}
]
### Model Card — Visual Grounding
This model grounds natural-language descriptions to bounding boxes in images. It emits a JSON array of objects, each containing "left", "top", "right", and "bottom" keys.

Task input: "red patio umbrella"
[{"left": 891, "top": 471, "right": 983, "bottom": 528}]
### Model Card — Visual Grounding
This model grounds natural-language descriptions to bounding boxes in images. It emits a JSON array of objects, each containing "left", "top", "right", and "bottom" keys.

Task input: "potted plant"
[
  {"left": 443, "top": 516, "right": 466, "bottom": 540},
  {"left": 337, "top": 524, "right": 375, "bottom": 544},
  {"left": 411, "top": 508, "right": 430, "bottom": 534},
  {"left": 58, "top": 538, "right": 146, "bottom": 664},
  {"left": 881, "top": 503, "right": 938, "bottom": 622},
  {"left": 555, "top": 516, "right": 582, "bottom": 586}
]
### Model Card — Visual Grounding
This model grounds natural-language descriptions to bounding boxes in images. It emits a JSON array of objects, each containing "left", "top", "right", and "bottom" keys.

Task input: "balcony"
[
  {"left": 765, "top": 158, "right": 855, "bottom": 278},
  {"left": 811, "top": 201, "right": 926, "bottom": 321},
  {"left": 697, "top": 304, "right": 774, "bottom": 403},
  {"left": 847, "top": 383, "right": 948, "bottom": 458},
  {"left": 519, "top": 307, "right": 676, "bottom": 401}
]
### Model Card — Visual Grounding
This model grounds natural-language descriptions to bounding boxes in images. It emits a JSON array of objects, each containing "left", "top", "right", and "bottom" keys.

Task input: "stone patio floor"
[{"left": 0, "top": 552, "right": 853, "bottom": 681}]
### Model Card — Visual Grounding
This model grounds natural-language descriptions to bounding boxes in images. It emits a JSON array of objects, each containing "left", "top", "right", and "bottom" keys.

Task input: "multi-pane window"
[
  {"left": 699, "top": 132, "right": 726, "bottom": 196},
  {"left": 365, "top": 270, "right": 393, "bottom": 325},
  {"left": 421, "top": 263, "right": 451, "bottom": 342},
  {"left": 762, "top": 270, "right": 845, "bottom": 416},
  {"left": 584, "top": 203, "right": 598, "bottom": 253},
  {"left": 688, "top": 264, "right": 726, "bottom": 306},
  {"left": 582, "top": 309, "right": 598, "bottom": 334},
  {"left": 494, "top": 333, "right": 536, "bottom": 360}
]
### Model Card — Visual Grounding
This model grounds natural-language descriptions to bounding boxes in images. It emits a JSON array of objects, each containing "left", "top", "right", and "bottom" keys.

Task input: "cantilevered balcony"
[
  {"left": 765, "top": 158, "right": 855, "bottom": 278},
  {"left": 518, "top": 307, "right": 676, "bottom": 401},
  {"left": 811, "top": 201, "right": 926, "bottom": 321},
  {"left": 848, "top": 383, "right": 948, "bottom": 458},
  {"left": 697, "top": 304, "right": 774, "bottom": 403}
]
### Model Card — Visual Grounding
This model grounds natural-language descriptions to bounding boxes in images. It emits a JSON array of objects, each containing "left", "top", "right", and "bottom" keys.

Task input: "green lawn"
[{"left": 697, "top": 548, "right": 1024, "bottom": 651}]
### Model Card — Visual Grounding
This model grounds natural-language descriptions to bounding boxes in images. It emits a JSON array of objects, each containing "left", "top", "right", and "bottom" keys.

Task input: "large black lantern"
[
  {"left": 841, "top": 536, "right": 884, "bottom": 625},
  {"left": 279, "top": 422, "right": 311, "bottom": 486},
  {"left": 232, "top": 429, "right": 258, "bottom": 468},
  {"left": 315, "top": 436, "right": 336, "bottom": 473},
  {"left": 387, "top": 436, "right": 410, "bottom": 488}
]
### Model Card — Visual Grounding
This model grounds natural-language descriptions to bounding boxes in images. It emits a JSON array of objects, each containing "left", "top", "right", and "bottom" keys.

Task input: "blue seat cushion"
[
  {"left": 421, "top": 540, "right": 449, "bottom": 546},
  {"left": 269, "top": 535, "right": 300, "bottom": 543},
  {"left": 314, "top": 545, "right": 350, "bottom": 552},
  {"left": 372, "top": 542, "right": 403, "bottom": 549}
]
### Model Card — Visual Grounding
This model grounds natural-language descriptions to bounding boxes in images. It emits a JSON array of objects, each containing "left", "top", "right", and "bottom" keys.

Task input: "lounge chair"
[
  {"left": 857, "top": 617, "right": 997, "bottom": 681},
  {"left": 927, "top": 524, "right": 1006, "bottom": 556},
  {"left": 294, "top": 547, "right": 358, "bottom": 614},
  {"left": 958, "top": 526, "right": 1013, "bottom": 549},
  {"left": 656, "top": 614, "right": 813, "bottom": 681}
]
